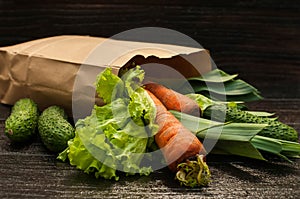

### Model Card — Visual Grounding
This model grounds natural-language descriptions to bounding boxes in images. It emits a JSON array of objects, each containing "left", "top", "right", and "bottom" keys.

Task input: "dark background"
[
  {"left": 0, "top": 0, "right": 299, "bottom": 99},
  {"left": 0, "top": 1, "right": 299, "bottom": 198}
]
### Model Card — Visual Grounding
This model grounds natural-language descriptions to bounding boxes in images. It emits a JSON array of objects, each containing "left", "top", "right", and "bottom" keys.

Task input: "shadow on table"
[
  {"left": 50, "top": 154, "right": 299, "bottom": 198},
  {"left": 208, "top": 154, "right": 299, "bottom": 183}
]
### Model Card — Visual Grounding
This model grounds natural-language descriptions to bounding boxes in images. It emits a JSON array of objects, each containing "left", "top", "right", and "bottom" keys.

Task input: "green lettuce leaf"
[
  {"left": 58, "top": 66, "right": 158, "bottom": 180},
  {"left": 95, "top": 67, "right": 124, "bottom": 103}
]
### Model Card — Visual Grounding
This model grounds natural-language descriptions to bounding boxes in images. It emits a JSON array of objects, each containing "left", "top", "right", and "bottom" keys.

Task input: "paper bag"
[{"left": 0, "top": 35, "right": 211, "bottom": 116}]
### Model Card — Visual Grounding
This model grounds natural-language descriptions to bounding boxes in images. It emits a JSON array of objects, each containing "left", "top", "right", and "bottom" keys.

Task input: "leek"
[
  {"left": 187, "top": 69, "right": 262, "bottom": 102},
  {"left": 171, "top": 111, "right": 300, "bottom": 162}
]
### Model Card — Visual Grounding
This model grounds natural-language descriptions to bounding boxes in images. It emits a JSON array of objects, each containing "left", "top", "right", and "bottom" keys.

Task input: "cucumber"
[
  {"left": 4, "top": 98, "right": 39, "bottom": 142},
  {"left": 40, "top": 105, "right": 68, "bottom": 119},
  {"left": 203, "top": 104, "right": 299, "bottom": 142},
  {"left": 38, "top": 106, "right": 74, "bottom": 153}
]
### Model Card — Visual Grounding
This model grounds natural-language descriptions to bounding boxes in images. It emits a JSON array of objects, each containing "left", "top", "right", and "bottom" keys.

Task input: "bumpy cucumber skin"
[
  {"left": 204, "top": 104, "right": 299, "bottom": 142},
  {"left": 4, "top": 98, "right": 39, "bottom": 142},
  {"left": 38, "top": 106, "right": 74, "bottom": 153},
  {"left": 41, "top": 105, "right": 68, "bottom": 119}
]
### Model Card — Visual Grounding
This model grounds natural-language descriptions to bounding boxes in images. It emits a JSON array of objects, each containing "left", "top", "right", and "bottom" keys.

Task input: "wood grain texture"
[
  {"left": 0, "top": 152, "right": 299, "bottom": 198},
  {"left": 0, "top": 1, "right": 299, "bottom": 198},
  {"left": 0, "top": 99, "right": 299, "bottom": 198}
]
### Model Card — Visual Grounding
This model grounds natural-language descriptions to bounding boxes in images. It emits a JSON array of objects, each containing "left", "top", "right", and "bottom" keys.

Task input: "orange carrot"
[
  {"left": 146, "top": 90, "right": 210, "bottom": 187},
  {"left": 144, "top": 82, "right": 201, "bottom": 116}
]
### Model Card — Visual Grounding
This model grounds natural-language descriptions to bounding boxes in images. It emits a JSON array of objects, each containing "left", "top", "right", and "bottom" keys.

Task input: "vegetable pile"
[{"left": 3, "top": 66, "right": 300, "bottom": 188}]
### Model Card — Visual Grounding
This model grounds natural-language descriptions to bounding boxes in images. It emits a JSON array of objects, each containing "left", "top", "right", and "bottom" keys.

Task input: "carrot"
[
  {"left": 146, "top": 90, "right": 210, "bottom": 187},
  {"left": 144, "top": 82, "right": 201, "bottom": 116}
]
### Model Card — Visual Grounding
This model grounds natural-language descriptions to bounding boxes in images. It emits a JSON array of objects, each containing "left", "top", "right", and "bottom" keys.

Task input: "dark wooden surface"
[{"left": 0, "top": 1, "right": 300, "bottom": 198}]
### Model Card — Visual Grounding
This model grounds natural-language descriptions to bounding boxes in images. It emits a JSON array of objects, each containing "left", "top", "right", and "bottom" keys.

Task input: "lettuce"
[
  {"left": 95, "top": 67, "right": 124, "bottom": 104},
  {"left": 58, "top": 66, "right": 158, "bottom": 180}
]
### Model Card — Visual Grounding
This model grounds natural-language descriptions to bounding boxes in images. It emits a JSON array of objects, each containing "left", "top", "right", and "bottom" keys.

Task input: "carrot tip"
[{"left": 175, "top": 154, "right": 211, "bottom": 187}]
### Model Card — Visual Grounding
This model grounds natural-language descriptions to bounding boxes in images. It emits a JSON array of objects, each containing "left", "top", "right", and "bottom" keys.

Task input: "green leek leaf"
[
  {"left": 251, "top": 135, "right": 283, "bottom": 154},
  {"left": 188, "top": 69, "right": 263, "bottom": 102},
  {"left": 191, "top": 79, "right": 259, "bottom": 96},
  {"left": 188, "top": 69, "right": 238, "bottom": 83},
  {"left": 204, "top": 91, "right": 263, "bottom": 102},
  {"left": 210, "top": 140, "right": 266, "bottom": 161},
  {"left": 171, "top": 110, "right": 300, "bottom": 162},
  {"left": 171, "top": 111, "right": 267, "bottom": 160}
]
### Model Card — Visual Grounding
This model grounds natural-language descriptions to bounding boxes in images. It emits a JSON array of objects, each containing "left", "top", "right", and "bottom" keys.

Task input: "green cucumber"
[
  {"left": 40, "top": 105, "right": 68, "bottom": 119},
  {"left": 38, "top": 106, "right": 74, "bottom": 153},
  {"left": 4, "top": 98, "right": 39, "bottom": 142},
  {"left": 203, "top": 104, "right": 299, "bottom": 142}
]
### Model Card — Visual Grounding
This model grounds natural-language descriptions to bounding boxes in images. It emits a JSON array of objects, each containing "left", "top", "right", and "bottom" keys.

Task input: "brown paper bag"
[{"left": 0, "top": 35, "right": 211, "bottom": 116}]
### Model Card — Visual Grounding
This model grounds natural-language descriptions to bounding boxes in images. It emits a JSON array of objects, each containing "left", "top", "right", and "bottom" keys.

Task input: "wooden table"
[
  {"left": 1, "top": 101, "right": 299, "bottom": 199},
  {"left": 0, "top": 1, "right": 299, "bottom": 198}
]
